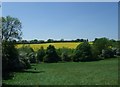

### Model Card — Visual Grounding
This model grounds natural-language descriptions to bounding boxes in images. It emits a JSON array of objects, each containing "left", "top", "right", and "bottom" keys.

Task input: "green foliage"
[
  {"left": 93, "top": 37, "right": 110, "bottom": 55},
  {"left": 61, "top": 52, "right": 71, "bottom": 62},
  {"left": 2, "top": 41, "right": 19, "bottom": 71},
  {"left": 2, "top": 41, "right": 21, "bottom": 79},
  {"left": 19, "top": 52, "right": 31, "bottom": 69},
  {"left": 2, "top": 16, "right": 22, "bottom": 41},
  {"left": 116, "top": 41, "right": 120, "bottom": 56},
  {"left": 37, "top": 46, "right": 45, "bottom": 62},
  {"left": 18, "top": 45, "right": 36, "bottom": 63},
  {"left": 101, "top": 48, "right": 115, "bottom": 59},
  {"left": 91, "top": 45, "right": 100, "bottom": 60},
  {"left": 73, "top": 42, "right": 93, "bottom": 62},
  {"left": 56, "top": 47, "right": 74, "bottom": 61},
  {"left": 28, "top": 52, "right": 36, "bottom": 63},
  {"left": 2, "top": 16, "right": 23, "bottom": 79},
  {"left": 44, "top": 45, "right": 60, "bottom": 63}
]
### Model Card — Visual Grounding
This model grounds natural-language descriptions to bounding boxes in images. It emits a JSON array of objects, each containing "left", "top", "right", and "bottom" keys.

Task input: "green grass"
[{"left": 3, "top": 58, "right": 118, "bottom": 85}]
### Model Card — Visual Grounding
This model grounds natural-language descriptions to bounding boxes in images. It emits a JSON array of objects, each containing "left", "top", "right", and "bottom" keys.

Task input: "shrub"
[
  {"left": 28, "top": 52, "right": 36, "bottom": 63},
  {"left": 19, "top": 52, "right": 31, "bottom": 69},
  {"left": 56, "top": 47, "right": 74, "bottom": 61},
  {"left": 2, "top": 41, "right": 22, "bottom": 79},
  {"left": 37, "top": 46, "right": 45, "bottom": 62},
  {"left": 116, "top": 48, "right": 120, "bottom": 56},
  {"left": 91, "top": 45, "right": 101, "bottom": 60},
  {"left": 61, "top": 52, "right": 71, "bottom": 62},
  {"left": 93, "top": 37, "right": 110, "bottom": 55},
  {"left": 18, "top": 45, "right": 37, "bottom": 63},
  {"left": 101, "top": 48, "right": 114, "bottom": 58},
  {"left": 44, "top": 45, "right": 60, "bottom": 63},
  {"left": 2, "top": 41, "right": 20, "bottom": 71},
  {"left": 73, "top": 42, "right": 93, "bottom": 62}
]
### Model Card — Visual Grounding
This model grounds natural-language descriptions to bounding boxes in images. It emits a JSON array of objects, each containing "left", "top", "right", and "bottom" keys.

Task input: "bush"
[
  {"left": 73, "top": 42, "right": 93, "bottom": 62},
  {"left": 37, "top": 46, "right": 45, "bottom": 62},
  {"left": 93, "top": 38, "right": 110, "bottom": 55},
  {"left": 18, "top": 45, "right": 37, "bottom": 63},
  {"left": 116, "top": 48, "right": 120, "bottom": 56},
  {"left": 56, "top": 47, "right": 74, "bottom": 61},
  {"left": 61, "top": 52, "right": 71, "bottom": 62},
  {"left": 2, "top": 41, "right": 22, "bottom": 79},
  {"left": 28, "top": 52, "right": 36, "bottom": 63},
  {"left": 19, "top": 52, "right": 31, "bottom": 69},
  {"left": 2, "top": 41, "right": 20, "bottom": 71},
  {"left": 101, "top": 48, "right": 115, "bottom": 58},
  {"left": 91, "top": 45, "right": 101, "bottom": 60},
  {"left": 44, "top": 45, "right": 60, "bottom": 63}
]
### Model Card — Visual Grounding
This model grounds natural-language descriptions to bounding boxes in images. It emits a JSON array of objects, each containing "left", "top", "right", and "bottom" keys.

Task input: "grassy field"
[
  {"left": 16, "top": 42, "right": 93, "bottom": 51},
  {"left": 3, "top": 58, "right": 118, "bottom": 85}
]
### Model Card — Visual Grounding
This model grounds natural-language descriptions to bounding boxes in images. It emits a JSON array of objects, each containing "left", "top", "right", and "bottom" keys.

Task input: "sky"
[{"left": 2, "top": 2, "right": 118, "bottom": 41}]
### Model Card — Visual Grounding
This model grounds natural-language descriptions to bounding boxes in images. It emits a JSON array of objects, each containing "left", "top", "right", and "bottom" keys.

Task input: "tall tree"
[
  {"left": 2, "top": 16, "right": 22, "bottom": 41},
  {"left": 2, "top": 16, "right": 23, "bottom": 79}
]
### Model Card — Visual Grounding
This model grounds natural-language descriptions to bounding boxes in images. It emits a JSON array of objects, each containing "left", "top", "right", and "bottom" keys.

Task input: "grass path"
[{"left": 3, "top": 58, "right": 118, "bottom": 85}]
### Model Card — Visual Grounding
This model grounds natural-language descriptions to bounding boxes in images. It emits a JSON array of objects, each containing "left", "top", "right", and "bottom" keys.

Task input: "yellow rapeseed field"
[{"left": 16, "top": 42, "right": 93, "bottom": 51}]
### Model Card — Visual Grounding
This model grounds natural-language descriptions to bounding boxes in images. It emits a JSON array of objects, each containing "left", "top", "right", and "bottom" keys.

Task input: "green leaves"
[
  {"left": 2, "top": 16, "right": 22, "bottom": 41},
  {"left": 73, "top": 42, "right": 92, "bottom": 62}
]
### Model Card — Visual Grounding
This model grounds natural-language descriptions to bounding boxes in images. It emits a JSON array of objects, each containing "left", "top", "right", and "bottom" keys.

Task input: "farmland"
[
  {"left": 16, "top": 42, "right": 93, "bottom": 51},
  {"left": 3, "top": 58, "right": 118, "bottom": 85}
]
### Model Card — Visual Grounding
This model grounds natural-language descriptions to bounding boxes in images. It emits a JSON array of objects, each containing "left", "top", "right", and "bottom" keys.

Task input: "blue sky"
[{"left": 2, "top": 2, "right": 118, "bottom": 41}]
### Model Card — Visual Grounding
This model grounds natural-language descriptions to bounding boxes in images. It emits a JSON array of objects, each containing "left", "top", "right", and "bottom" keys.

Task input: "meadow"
[
  {"left": 16, "top": 42, "right": 93, "bottom": 51},
  {"left": 3, "top": 58, "right": 118, "bottom": 85}
]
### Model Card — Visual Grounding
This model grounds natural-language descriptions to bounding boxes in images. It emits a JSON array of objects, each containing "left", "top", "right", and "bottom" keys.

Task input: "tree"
[
  {"left": 47, "top": 39, "right": 54, "bottom": 43},
  {"left": 37, "top": 46, "right": 45, "bottom": 62},
  {"left": 2, "top": 16, "right": 23, "bottom": 79},
  {"left": 73, "top": 42, "right": 92, "bottom": 62},
  {"left": 93, "top": 37, "right": 110, "bottom": 55},
  {"left": 44, "top": 45, "right": 60, "bottom": 63},
  {"left": 2, "top": 16, "right": 22, "bottom": 41}
]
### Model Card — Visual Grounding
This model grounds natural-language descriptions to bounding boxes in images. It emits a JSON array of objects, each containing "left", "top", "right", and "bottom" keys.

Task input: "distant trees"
[{"left": 16, "top": 38, "right": 88, "bottom": 44}]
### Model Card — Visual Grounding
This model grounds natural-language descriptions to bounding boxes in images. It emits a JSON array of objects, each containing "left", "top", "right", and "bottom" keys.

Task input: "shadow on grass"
[
  {"left": 16, "top": 70, "right": 45, "bottom": 73},
  {"left": 2, "top": 72, "right": 14, "bottom": 80},
  {"left": 3, "top": 70, "right": 45, "bottom": 80}
]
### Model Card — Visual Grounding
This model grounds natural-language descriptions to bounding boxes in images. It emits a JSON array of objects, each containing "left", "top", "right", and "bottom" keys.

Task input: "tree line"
[
  {"left": 2, "top": 16, "right": 120, "bottom": 80},
  {"left": 15, "top": 38, "right": 88, "bottom": 44}
]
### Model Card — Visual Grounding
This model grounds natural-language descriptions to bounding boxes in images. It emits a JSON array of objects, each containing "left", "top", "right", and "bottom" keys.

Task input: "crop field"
[
  {"left": 16, "top": 42, "right": 93, "bottom": 51},
  {"left": 3, "top": 58, "right": 118, "bottom": 85}
]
